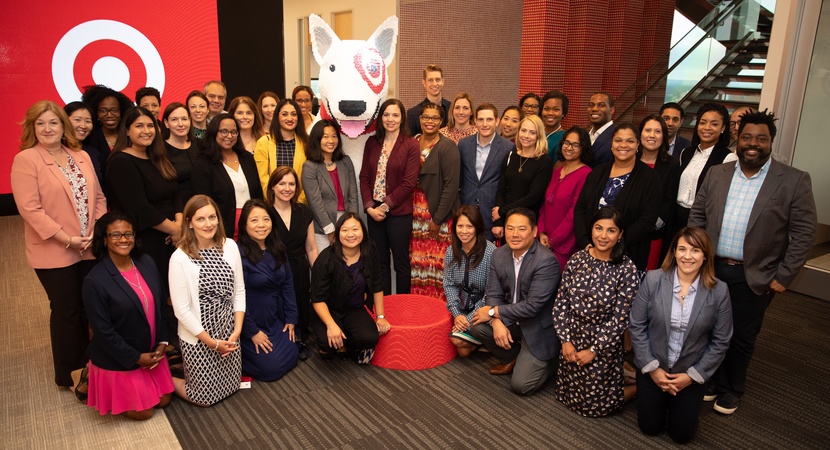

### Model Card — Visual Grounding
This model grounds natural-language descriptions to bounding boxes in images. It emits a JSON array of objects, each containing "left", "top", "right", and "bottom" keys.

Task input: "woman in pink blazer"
[{"left": 10, "top": 100, "right": 107, "bottom": 389}]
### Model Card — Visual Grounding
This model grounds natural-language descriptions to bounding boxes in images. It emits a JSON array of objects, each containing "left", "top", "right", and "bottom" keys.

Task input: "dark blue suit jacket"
[
  {"left": 458, "top": 133, "right": 514, "bottom": 240},
  {"left": 590, "top": 123, "right": 616, "bottom": 167},
  {"left": 83, "top": 254, "right": 168, "bottom": 371}
]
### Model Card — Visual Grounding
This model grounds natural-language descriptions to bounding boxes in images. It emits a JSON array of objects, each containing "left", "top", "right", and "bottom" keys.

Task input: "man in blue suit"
[
  {"left": 660, "top": 102, "right": 691, "bottom": 157},
  {"left": 470, "top": 208, "right": 561, "bottom": 395},
  {"left": 587, "top": 92, "right": 615, "bottom": 167},
  {"left": 458, "top": 103, "right": 514, "bottom": 240}
]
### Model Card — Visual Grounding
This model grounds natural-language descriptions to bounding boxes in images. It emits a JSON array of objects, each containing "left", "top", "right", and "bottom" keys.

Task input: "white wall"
[{"left": 283, "top": 0, "right": 398, "bottom": 97}]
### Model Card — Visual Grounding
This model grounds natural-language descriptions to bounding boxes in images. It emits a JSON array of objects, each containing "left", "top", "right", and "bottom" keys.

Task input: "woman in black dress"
[
  {"left": 491, "top": 114, "right": 554, "bottom": 240},
  {"left": 162, "top": 102, "right": 201, "bottom": 204},
  {"left": 267, "top": 166, "right": 317, "bottom": 360}
]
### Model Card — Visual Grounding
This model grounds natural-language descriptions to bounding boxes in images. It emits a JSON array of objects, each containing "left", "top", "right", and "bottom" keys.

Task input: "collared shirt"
[
  {"left": 717, "top": 157, "right": 771, "bottom": 260},
  {"left": 589, "top": 120, "right": 613, "bottom": 144},
  {"left": 677, "top": 144, "right": 714, "bottom": 208},
  {"left": 641, "top": 269, "right": 704, "bottom": 383},
  {"left": 668, "top": 135, "right": 678, "bottom": 156},
  {"left": 512, "top": 249, "right": 529, "bottom": 304},
  {"left": 475, "top": 133, "right": 495, "bottom": 180}
]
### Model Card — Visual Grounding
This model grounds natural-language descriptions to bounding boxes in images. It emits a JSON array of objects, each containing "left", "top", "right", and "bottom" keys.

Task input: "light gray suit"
[
  {"left": 471, "top": 240, "right": 561, "bottom": 395},
  {"left": 630, "top": 269, "right": 733, "bottom": 382},
  {"left": 302, "top": 157, "right": 359, "bottom": 235}
]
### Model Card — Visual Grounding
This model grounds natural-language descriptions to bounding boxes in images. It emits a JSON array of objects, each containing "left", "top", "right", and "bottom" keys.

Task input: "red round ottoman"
[{"left": 371, "top": 294, "right": 456, "bottom": 370}]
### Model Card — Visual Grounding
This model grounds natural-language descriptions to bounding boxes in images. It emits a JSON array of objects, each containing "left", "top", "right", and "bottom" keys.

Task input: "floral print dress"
[{"left": 552, "top": 248, "right": 640, "bottom": 417}]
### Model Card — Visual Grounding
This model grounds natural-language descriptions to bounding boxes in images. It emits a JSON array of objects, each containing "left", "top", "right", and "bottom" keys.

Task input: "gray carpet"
[{"left": 165, "top": 290, "right": 830, "bottom": 449}]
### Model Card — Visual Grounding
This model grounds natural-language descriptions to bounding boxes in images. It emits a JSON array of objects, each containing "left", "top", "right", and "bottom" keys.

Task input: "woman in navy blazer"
[
  {"left": 630, "top": 227, "right": 733, "bottom": 443},
  {"left": 77, "top": 211, "right": 174, "bottom": 420}
]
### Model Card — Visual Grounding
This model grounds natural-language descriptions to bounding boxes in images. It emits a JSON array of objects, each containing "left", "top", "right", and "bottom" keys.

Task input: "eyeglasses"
[
  {"left": 218, "top": 129, "right": 239, "bottom": 137},
  {"left": 107, "top": 231, "right": 135, "bottom": 240},
  {"left": 295, "top": 98, "right": 312, "bottom": 104},
  {"left": 98, "top": 108, "right": 120, "bottom": 116},
  {"left": 729, "top": 121, "right": 739, "bottom": 129},
  {"left": 562, "top": 140, "right": 581, "bottom": 149},
  {"left": 420, "top": 115, "right": 441, "bottom": 123}
]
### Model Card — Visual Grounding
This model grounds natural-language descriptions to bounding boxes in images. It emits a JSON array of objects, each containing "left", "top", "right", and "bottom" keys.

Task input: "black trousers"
[
  {"left": 636, "top": 370, "right": 707, "bottom": 444},
  {"left": 311, "top": 305, "right": 379, "bottom": 353},
  {"left": 34, "top": 259, "right": 96, "bottom": 386},
  {"left": 367, "top": 213, "right": 412, "bottom": 295},
  {"left": 713, "top": 260, "right": 774, "bottom": 397}
]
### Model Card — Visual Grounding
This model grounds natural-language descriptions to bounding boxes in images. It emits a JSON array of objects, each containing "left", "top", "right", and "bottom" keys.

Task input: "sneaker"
[
  {"left": 714, "top": 393, "right": 740, "bottom": 415},
  {"left": 703, "top": 384, "right": 719, "bottom": 402}
]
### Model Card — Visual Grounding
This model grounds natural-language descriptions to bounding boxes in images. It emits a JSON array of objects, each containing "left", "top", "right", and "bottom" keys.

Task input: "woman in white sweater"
[{"left": 169, "top": 194, "right": 246, "bottom": 406}]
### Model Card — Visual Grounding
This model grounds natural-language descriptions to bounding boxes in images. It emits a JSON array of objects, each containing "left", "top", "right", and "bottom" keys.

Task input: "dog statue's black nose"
[{"left": 339, "top": 100, "right": 366, "bottom": 117}]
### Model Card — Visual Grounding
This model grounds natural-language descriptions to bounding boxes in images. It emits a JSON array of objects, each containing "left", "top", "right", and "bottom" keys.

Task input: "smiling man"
[
  {"left": 470, "top": 207, "right": 561, "bottom": 395},
  {"left": 407, "top": 64, "right": 451, "bottom": 136},
  {"left": 458, "top": 104, "right": 514, "bottom": 240},
  {"left": 689, "top": 109, "right": 816, "bottom": 416},
  {"left": 204, "top": 80, "right": 228, "bottom": 122},
  {"left": 587, "top": 92, "right": 616, "bottom": 166}
]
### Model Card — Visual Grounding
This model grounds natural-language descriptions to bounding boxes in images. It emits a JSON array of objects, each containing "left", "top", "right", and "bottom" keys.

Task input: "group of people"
[{"left": 11, "top": 63, "right": 816, "bottom": 444}]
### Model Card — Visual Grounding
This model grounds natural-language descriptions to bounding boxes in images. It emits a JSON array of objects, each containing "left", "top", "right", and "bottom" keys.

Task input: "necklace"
[
  {"left": 547, "top": 125, "right": 562, "bottom": 136},
  {"left": 121, "top": 259, "right": 149, "bottom": 312},
  {"left": 325, "top": 160, "right": 335, "bottom": 168},
  {"left": 517, "top": 153, "right": 530, "bottom": 173}
]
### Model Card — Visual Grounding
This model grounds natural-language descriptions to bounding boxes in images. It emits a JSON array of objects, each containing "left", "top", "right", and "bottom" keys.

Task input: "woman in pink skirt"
[{"left": 73, "top": 211, "right": 173, "bottom": 420}]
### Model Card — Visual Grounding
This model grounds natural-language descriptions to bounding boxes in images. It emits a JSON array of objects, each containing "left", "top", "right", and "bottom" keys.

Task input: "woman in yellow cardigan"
[{"left": 254, "top": 98, "right": 309, "bottom": 204}]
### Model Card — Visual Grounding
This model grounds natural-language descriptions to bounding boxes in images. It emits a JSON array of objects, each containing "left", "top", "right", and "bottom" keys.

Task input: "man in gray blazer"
[
  {"left": 459, "top": 103, "right": 514, "bottom": 241},
  {"left": 689, "top": 109, "right": 817, "bottom": 415},
  {"left": 470, "top": 208, "right": 560, "bottom": 395}
]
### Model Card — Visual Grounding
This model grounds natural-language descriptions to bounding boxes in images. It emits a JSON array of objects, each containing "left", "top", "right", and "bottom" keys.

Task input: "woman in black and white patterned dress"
[
  {"left": 169, "top": 195, "right": 246, "bottom": 406},
  {"left": 553, "top": 207, "right": 640, "bottom": 417}
]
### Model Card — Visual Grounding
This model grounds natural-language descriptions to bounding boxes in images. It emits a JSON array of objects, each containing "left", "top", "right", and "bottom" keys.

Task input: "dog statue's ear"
[
  {"left": 367, "top": 16, "right": 398, "bottom": 66},
  {"left": 309, "top": 14, "right": 340, "bottom": 66}
]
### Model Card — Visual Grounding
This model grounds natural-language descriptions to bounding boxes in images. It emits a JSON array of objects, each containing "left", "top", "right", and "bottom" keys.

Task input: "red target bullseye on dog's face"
[{"left": 354, "top": 47, "right": 386, "bottom": 95}]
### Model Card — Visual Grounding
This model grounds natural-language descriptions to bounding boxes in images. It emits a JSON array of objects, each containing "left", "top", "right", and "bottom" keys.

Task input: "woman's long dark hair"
[
  {"left": 200, "top": 113, "right": 246, "bottom": 165},
  {"left": 161, "top": 102, "right": 196, "bottom": 143},
  {"left": 332, "top": 212, "right": 373, "bottom": 263},
  {"left": 637, "top": 114, "right": 671, "bottom": 163},
  {"left": 236, "top": 199, "right": 286, "bottom": 269},
  {"left": 111, "top": 106, "right": 177, "bottom": 181},
  {"left": 450, "top": 205, "right": 487, "bottom": 270},
  {"left": 91, "top": 211, "right": 142, "bottom": 259},
  {"left": 590, "top": 207, "right": 626, "bottom": 264},
  {"left": 270, "top": 99, "right": 308, "bottom": 144},
  {"left": 690, "top": 103, "right": 730, "bottom": 149},
  {"left": 374, "top": 98, "right": 409, "bottom": 145}
]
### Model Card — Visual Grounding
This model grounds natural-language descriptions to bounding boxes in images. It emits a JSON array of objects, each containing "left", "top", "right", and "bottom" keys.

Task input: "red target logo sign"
[
  {"left": 2, "top": 2, "right": 221, "bottom": 195},
  {"left": 52, "top": 20, "right": 165, "bottom": 103}
]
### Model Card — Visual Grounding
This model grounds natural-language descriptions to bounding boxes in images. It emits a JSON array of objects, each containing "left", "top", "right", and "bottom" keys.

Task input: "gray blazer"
[
  {"left": 419, "top": 134, "right": 460, "bottom": 225},
  {"left": 459, "top": 133, "right": 514, "bottom": 238},
  {"left": 629, "top": 269, "right": 733, "bottom": 382},
  {"left": 302, "top": 156, "right": 359, "bottom": 235},
  {"left": 688, "top": 159, "right": 816, "bottom": 295},
  {"left": 485, "top": 241, "right": 561, "bottom": 361}
]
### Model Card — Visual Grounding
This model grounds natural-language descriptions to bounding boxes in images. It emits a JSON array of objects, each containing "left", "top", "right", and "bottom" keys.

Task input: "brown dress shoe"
[{"left": 489, "top": 359, "right": 516, "bottom": 375}]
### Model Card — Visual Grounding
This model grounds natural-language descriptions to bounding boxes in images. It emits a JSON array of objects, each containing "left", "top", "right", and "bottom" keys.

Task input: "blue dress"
[{"left": 241, "top": 251, "right": 299, "bottom": 381}]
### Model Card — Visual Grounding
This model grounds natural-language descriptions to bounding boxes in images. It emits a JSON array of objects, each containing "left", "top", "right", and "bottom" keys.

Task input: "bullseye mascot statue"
[{"left": 309, "top": 14, "right": 398, "bottom": 212}]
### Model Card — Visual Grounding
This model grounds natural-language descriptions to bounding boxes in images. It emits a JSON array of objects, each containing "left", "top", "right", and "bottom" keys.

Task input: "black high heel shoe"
[{"left": 74, "top": 366, "right": 89, "bottom": 404}]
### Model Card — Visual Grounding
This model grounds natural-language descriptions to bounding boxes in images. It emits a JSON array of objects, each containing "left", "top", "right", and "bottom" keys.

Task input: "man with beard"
[{"left": 688, "top": 109, "right": 816, "bottom": 415}]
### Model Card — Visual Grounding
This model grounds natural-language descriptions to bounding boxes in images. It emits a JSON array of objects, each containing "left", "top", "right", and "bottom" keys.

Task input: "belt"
[{"left": 716, "top": 257, "right": 743, "bottom": 266}]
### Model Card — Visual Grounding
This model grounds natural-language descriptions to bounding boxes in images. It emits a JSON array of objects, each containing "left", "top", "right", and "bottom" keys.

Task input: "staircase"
[{"left": 678, "top": 7, "right": 772, "bottom": 134}]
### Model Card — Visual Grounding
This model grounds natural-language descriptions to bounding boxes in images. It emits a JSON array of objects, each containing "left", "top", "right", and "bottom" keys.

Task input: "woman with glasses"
[
  {"left": 439, "top": 93, "right": 477, "bottom": 144},
  {"left": 292, "top": 85, "right": 319, "bottom": 134},
  {"left": 192, "top": 113, "right": 263, "bottom": 240},
  {"left": 538, "top": 126, "right": 593, "bottom": 271},
  {"left": 76, "top": 212, "right": 173, "bottom": 419},
  {"left": 411, "top": 103, "right": 460, "bottom": 299},
  {"left": 519, "top": 92, "right": 541, "bottom": 117},
  {"left": 81, "top": 84, "right": 133, "bottom": 194}
]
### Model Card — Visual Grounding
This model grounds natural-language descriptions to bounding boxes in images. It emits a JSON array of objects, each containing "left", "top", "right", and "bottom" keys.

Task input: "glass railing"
[{"left": 614, "top": 0, "right": 773, "bottom": 123}]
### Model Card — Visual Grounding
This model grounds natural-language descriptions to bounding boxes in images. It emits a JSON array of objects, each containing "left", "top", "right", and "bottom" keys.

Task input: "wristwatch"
[
  {"left": 488, "top": 307, "right": 495, "bottom": 318},
  {"left": 377, "top": 314, "right": 385, "bottom": 319}
]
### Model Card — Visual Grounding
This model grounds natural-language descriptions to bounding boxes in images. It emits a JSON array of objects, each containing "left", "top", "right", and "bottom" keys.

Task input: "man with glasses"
[
  {"left": 459, "top": 104, "right": 514, "bottom": 241},
  {"left": 728, "top": 106, "right": 755, "bottom": 152},
  {"left": 407, "top": 64, "right": 451, "bottom": 136}
]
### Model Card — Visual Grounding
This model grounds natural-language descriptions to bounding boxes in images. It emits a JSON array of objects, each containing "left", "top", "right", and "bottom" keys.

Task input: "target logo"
[{"left": 51, "top": 20, "right": 164, "bottom": 104}]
